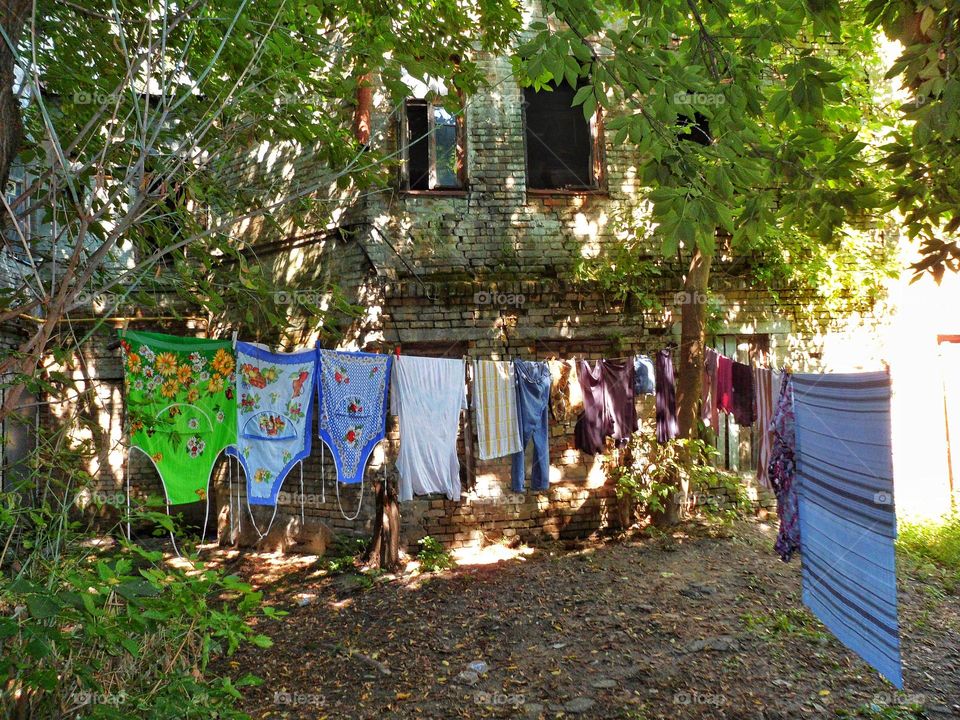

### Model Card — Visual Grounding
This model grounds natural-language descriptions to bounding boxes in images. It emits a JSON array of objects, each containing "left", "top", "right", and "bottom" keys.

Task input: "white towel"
[{"left": 390, "top": 355, "right": 467, "bottom": 501}]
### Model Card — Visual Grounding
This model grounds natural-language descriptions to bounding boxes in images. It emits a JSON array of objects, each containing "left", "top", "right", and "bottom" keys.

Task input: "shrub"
[
  {"left": 611, "top": 433, "right": 724, "bottom": 516},
  {"left": 0, "top": 486, "right": 270, "bottom": 719},
  {"left": 417, "top": 536, "right": 454, "bottom": 572}
]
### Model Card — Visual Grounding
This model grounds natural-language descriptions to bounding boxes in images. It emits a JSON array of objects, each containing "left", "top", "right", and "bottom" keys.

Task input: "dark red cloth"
[
  {"left": 731, "top": 361, "right": 756, "bottom": 425},
  {"left": 717, "top": 354, "right": 734, "bottom": 413}
]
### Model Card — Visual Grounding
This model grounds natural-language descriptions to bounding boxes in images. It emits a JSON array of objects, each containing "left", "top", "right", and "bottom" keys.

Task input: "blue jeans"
[{"left": 511, "top": 360, "right": 551, "bottom": 492}]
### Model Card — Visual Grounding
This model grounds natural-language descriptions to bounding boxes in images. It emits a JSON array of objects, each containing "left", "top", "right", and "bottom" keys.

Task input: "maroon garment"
[
  {"left": 717, "top": 354, "right": 734, "bottom": 414},
  {"left": 655, "top": 349, "right": 678, "bottom": 442},
  {"left": 574, "top": 359, "right": 637, "bottom": 455},
  {"left": 731, "top": 361, "right": 756, "bottom": 426}
]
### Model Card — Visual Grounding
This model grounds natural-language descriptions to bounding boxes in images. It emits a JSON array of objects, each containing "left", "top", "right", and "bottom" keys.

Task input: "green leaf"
[{"left": 26, "top": 594, "right": 62, "bottom": 620}]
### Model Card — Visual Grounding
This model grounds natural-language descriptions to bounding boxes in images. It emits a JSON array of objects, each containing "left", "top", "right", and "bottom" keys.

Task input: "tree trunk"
[
  {"left": 661, "top": 247, "right": 713, "bottom": 524},
  {"left": 352, "top": 73, "right": 372, "bottom": 145},
  {"left": 0, "top": 0, "right": 31, "bottom": 195},
  {"left": 363, "top": 477, "right": 400, "bottom": 571}
]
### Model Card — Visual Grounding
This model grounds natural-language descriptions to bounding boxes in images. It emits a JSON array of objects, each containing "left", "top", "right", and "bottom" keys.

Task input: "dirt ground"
[{"left": 212, "top": 520, "right": 960, "bottom": 719}]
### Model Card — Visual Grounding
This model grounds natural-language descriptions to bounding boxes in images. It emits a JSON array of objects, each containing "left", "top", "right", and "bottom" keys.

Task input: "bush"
[
  {"left": 611, "top": 433, "right": 723, "bottom": 516},
  {"left": 417, "top": 536, "right": 454, "bottom": 572},
  {"left": 0, "top": 486, "right": 270, "bottom": 719}
]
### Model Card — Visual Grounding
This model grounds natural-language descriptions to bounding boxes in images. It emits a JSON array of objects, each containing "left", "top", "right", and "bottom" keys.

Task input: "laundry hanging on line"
[
  {"left": 119, "top": 331, "right": 763, "bottom": 509},
  {"left": 633, "top": 354, "right": 656, "bottom": 396},
  {"left": 716, "top": 353, "right": 734, "bottom": 415},
  {"left": 316, "top": 348, "right": 392, "bottom": 485},
  {"left": 768, "top": 372, "right": 800, "bottom": 562},
  {"left": 472, "top": 360, "right": 523, "bottom": 461},
  {"left": 548, "top": 359, "right": 583, "bottom": 423},
  {"left": 574, "top": 358, "right": 639, "bottom": 455},
  {"left": 701, "top": 348, "right": 720, "bottom": 430},
  {"left": 655, "top": 350, "right": 678, "bottom": 443},
  {"left": 512, "top": 359, "right": 552, "bottom": 492},
  {"left": 753, "top": 366, "right": 776, "bottom": 489},
  {"left": 731, "top": 360, "right": 756, "bottom": 426}
]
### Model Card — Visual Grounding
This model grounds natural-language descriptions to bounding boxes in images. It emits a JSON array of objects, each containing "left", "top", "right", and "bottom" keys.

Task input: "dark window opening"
[
  {"left": 402, "top": 99, "right": 465, "bottom": 191},
  {"left": 678, "top": 111, "right": 712, "bottom": 146},
  {"left": 524, "top": 82, "right": 598, "bottom": 190}
]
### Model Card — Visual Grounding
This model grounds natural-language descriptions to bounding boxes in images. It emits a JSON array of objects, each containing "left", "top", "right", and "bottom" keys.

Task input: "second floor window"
[
  {"left": 401, "top": 99, "right": 466, "bottom": 191},
  {"left": 523, "top": 81, "right": 602, "bottom": 191}
]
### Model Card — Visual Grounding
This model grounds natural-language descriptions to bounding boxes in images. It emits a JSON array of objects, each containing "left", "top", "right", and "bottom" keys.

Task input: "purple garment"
[
  {"left": 574, "top": 359, "right": 638, "bottom": 455},
  {"left": 655, "top": 349, "right": 678, "bottom": 443},
  {"left": 731, "top": 361, "right": 755, "bottom": 426},
  {"left": 717, "top": 354, "right": 733, "bottom": 414},
  {"left": 769, "top": 373, "right": 800, "bottom": 562},
  {"left": 604, "top": 359, "right": 638, "bottom": 443},
  {"left": 574, "top": 360, "right": 606, "bottom": 455}
]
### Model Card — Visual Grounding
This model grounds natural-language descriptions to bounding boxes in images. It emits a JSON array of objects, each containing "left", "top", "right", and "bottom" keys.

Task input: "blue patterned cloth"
[
  {"left": 226, "top": 343, "right": 316, "bottom": 506},
  {"left": 793, "top": 371, "right": 902, "bottom": 688},
  {"left": 316, "top": 349, "right": 391, "bottom": 484}
]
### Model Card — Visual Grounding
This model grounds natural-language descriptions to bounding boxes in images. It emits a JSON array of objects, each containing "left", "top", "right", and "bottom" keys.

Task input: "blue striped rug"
[{"left": 793, "top": 371, "right": 902, "bottom": 688}]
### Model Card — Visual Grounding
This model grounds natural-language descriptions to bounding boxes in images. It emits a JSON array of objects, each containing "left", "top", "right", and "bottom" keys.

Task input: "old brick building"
[{"left": 8, "top": 26, "right": 892, "bottom": 552}]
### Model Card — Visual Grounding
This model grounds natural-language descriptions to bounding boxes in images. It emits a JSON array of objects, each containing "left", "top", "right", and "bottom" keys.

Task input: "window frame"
[
  {"left": 522, "top": 81, "right": 606, "bottom": 195},
  {"left": 399, "top": 97, "right": 468, "bottom": 194},
  {"left": 4, "top": 165, "right": 31, "bottom": 245}
]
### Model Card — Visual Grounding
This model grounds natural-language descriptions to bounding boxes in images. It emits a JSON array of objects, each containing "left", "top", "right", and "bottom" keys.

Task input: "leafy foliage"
[
  {"left": 613, "top": 433, "right": 718, "bottom": 514},
  {"left": 1, "top": 0, "right": 523, "bottom": 414},
  {"left": 896, "top": 512, "right": 960, "bottom": 589},
  {"left": 866, "top": 0, "right": 960, "bottom": 280},
  {"left": 323, "top": 536, "right": 368, "bottom": 575},
  {"left": 416, "top": 535, "right": 454, "bottom": 572},
  {"left": 0, "top": 491, "right": 270, "bottom": 718},
  {"left": 612, "top": 431, "right": 754, "bottom": 522},
  {"left": 514, "top": 0, "right": 889, "bottom": 261}
]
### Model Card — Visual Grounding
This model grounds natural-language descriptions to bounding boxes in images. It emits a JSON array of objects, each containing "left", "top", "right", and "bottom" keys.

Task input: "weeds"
[
  {"left": 323, "top": 536, "right": 368, "bottom": 575},
  {"left": 417, "top": 536, "right": 454, "bottom": 572},
  {"left": 897, "top": 514, "right": 960, "bottom": 593},
  {"left": 836, "top": 702, "right": 926, "bottom": 719},
  {"left": 740, "top": 608, "right": 829, "bottom": 642}
]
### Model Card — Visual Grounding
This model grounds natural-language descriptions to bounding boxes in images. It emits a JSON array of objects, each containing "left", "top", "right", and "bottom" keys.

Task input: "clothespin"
[
  {"left": 231, "top": 330, "right": 238, "bottom": 349},
  {"left": 394, "top": 345, "right": 401, "bottom": 357}
]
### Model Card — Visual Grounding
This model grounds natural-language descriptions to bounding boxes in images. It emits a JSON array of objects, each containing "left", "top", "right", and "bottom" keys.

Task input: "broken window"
[
  {"left": 523, "top": 81, "right": 601, "bottom": 190},
  {"left": 401, "top": 99, "right": 465, "bottom": 191}
]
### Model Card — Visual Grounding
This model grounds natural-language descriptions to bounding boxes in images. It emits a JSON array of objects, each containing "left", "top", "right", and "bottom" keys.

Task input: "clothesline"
[
  {"left": 116, "top": 329, "right": 905, "bottom": 689},
  {"left": 116, "top": 329, "right": 792, "bottom": 533}
]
